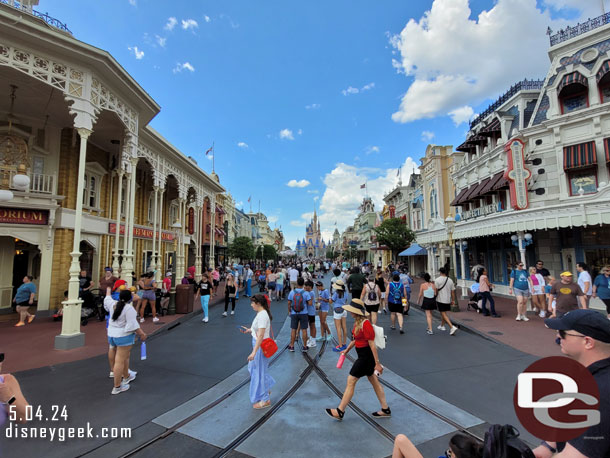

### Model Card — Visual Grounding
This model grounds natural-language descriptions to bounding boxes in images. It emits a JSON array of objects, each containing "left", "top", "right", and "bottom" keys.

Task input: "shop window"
[
  {"left": 429, "top": 187, "right": 438, "bottom": 219},
  {"left": 559, "top": 79, "right": 589, "bottom": 114},
  {"left": 506, "top": 251, "right": 519, "bottom": 279},
  {"left": 83, "top": 162, "right": 105, "bottom": 210},
  {"left": 598, "top": 69, "right": 610, "bottom": 103},
  {"left": 490, "top": 251, "right": 504, "bottom": 283},
  {"left": 568, "top": 168, "right": 597, "bottom": 196},
  {"left": 147, "top": 193, "right": 154, "bottom": 223},
  {"left": 120, "top": 182, "right": 127, "bottom": 217},
  {"left": 169, "top": 201, "right": 179, "bottom": 225}
]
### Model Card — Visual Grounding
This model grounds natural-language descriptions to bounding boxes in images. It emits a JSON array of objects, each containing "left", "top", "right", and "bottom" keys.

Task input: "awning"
[
  {"left": 215, "top": 205, "right": 226, "bottom": 215},
  {"left": 605, "top": 138, "right": 610, "bottom": 163},
  {"left": 480, "top": 171, "right": 504, "bottom": 194},
  {"left": 558, "top": 71, "right": 588, "bottom": 94},
  {"left": 563, "top": 141, "right": 597, "bottom": 170},
  {"left": 469, "top": 177, "right": 492, "bottom": 200},
  {"left": 450, "top": 187, "right": 470, "bottom": 206},
  {"left": 456, "top": 141, "right": 476, "bottom": 153},
  {"left": 460, "top": 183, "right": 481, "bottom": 204},
  {"left": 492, "top": 174, "right": 509, "bottom": 191},
  {"left": 597, "top": 60, "right": 610, "bottom": 83},
  {"left": 468, "top": 135, "right": 488, "bottom": 145},
  {"left": 479, "top": 118, "right": 501, "bottom": 137},
  {"left": 398, "top": 243, "right": 427, "bottom": 257}
]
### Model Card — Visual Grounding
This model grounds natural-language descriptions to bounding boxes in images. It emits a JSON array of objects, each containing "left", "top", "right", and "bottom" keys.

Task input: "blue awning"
[{"left": 398, "top": 243, "right": 427, "bottom": 257}]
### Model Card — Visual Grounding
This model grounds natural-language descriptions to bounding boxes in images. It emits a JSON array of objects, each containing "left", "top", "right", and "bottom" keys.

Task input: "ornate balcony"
[
  {"left": 548, "top": 13, "right": 610, "bottom": 47},
  {"left": 0, "top": 0, "right": 72, "bottom": 34}
]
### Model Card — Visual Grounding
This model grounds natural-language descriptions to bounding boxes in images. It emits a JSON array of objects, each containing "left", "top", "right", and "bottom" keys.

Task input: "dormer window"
[
  {"left": 558, "top": 72, "right": 589, "bottom": 114},
  {"left": 596, "top": 61, "right": 610, "bottom": 103}
]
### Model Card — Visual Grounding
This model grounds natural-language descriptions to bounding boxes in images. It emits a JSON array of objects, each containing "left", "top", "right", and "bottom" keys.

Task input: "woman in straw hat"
[
  {"left": 331, "top": 279, "right": 349, "bottom": 352},
  {"left": 325, "top": 298, "right": 391, "bottom": 421}
]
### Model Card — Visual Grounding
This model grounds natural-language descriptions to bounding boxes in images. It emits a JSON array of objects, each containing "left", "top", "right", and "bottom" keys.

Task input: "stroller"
[{"left": 258, "top": 274, "right": 267, "bottom": 293}]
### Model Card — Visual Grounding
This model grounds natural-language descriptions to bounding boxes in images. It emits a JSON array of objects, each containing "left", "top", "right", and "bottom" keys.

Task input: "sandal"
[
  {"left": 253, "top": 400, "right": 271, "bottom": 410},
  {"left": 325, "top": 407, "right": 344, "bottom": 421},
  {"left": 372, "top": 407, "right": 391, "bottom": 418}
]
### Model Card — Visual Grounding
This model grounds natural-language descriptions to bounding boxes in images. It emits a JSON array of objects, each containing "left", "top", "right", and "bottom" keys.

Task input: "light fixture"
[
  {"left": 0, "top": 189, "right": 14, "bottom": 202},
  {"left": 12, "top": 164, "right": 30, "bottom": 191},
  {"left": 511, "top": 234, "right": 518, "bottom": 242},
  {"left": 171, "top": 220, "right": 182, "bottom": 229},
  {"left": 524, "top": 233, "right": 533, "bottom": 241},
  {"left": 460, "top": 240, "right": 468, "bottom": 248}
]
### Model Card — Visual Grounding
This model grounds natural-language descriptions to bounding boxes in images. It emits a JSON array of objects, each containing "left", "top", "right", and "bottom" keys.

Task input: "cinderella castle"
[{"left": 296, "top": 209, "right": 327, "bottom": 258}]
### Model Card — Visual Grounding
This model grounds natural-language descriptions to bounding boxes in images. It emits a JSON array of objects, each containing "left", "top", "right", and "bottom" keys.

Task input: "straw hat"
[
  {"left": 334, "top": 279, "right": 345, "bottom": 290},
  {"left": 342, "top": 298, "right": 369, "bottom": 316}
]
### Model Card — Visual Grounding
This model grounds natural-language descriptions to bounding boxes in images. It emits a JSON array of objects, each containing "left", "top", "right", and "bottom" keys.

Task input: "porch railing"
[
  {"left": 549, "top": 13, "right": 610, "bottom": 47},
  {"left": 0, "top": 0, "right": 72, "bottom": 34},
  {"left": 0, "top": 168, "right": 56, "bottom": 194}
]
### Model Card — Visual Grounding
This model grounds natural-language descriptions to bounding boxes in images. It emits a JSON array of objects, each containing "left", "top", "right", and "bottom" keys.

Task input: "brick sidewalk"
[
  {"left": 409, "top": 278, "right": 559, "bottom": 358},
  {"left": 0, "top": 281, "right": 239, "bottom": 374}
]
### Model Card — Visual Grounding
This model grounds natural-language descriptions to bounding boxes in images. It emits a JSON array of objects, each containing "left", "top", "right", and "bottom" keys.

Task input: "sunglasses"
[{"left": 558, "top": 330, "right": 586, "bottom": 339}]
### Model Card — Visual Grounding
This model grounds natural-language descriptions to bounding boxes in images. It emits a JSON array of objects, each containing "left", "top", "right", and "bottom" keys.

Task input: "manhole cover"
[
  {"left": 488, "top": 331, "right": 503, "bottom": 336},
  {"left": 461, "top": 318, "right": 474, "bottom": 322}
]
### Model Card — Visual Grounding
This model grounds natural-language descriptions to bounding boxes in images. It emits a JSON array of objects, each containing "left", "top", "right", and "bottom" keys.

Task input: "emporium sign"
[
  {"left": 0, "top": 208, "right": 49, "bottom": 225},
  {"left": 108, "top": 223, "right": 175, "bottom": 241}
]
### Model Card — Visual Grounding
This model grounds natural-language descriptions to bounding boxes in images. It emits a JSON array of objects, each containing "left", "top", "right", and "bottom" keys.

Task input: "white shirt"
[
  {"left": 289, "top": 268, "right": 299, "bottom": 282},
  {"left": 251, "top": 310, "right": 271, "bottom": 339},
  {"left": 104, "top": 296, "right": 140, "bottom": 338},
  {"left": 245, "top": 269, "right": 253, "bottom": 281},
  {"left": 434, "top": 276, "right": 455, "bottom": 304},
  {"left": 578, "top": 271, "right": 593, "bottom": 295}
]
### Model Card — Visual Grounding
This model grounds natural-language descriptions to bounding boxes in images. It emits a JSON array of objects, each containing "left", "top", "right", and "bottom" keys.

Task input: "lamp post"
[
  {"left": 511, "top": 232, "right": 533, "bottom": 265},
  {"left": 169, "top": 219, "right": 182, "bottom": 315},
  {"left": 459, "top": 240, "right": 468, "bottom": 299}
]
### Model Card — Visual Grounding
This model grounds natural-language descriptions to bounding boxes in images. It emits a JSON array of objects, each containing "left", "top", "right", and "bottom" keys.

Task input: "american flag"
[
  {"left": 247, "top": 196, "right": 251, "bottom": 203},
  {"left": 360, "top": 183, "right": 366, "bottom": 189},
  {"left": 205, "top": 145, "right": 213, "bottom": 155}
]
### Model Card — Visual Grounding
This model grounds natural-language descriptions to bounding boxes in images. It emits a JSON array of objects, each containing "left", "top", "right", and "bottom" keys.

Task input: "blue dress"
[{"left": 248, "top": 337, "right": 275, "bottom": 404}]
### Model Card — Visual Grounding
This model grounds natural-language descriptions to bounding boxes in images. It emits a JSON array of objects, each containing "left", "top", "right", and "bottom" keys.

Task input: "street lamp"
[{"left": 168, "top": 219, "right": 182, "bottom": 315}]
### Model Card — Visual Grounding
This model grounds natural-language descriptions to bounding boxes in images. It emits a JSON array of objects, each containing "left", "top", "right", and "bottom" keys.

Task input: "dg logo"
[{"left": 513, "top": 356, "right": 600, "bottom": 441}]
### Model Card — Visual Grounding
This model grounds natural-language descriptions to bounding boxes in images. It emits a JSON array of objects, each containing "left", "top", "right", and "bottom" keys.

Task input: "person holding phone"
[{"left": 239, "top": 294, "right": 275, "bottom": 409}]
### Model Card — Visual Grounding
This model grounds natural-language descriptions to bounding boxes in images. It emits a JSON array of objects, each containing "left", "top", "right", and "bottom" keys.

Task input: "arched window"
[
  {"left": 558, "top": 71, "right": 589, "bottom": 114},
  {"left": 169, "top": 201, "right": 179, "bottom": 225},
  {"left": 148, "top": 193, "right": 154, "bottom": 223},
  {"left": 596, "top": 60, "right": 610, "bottom": 103},
  {"left": 429, "top": 186, "right": 438, "bottom": 219}
]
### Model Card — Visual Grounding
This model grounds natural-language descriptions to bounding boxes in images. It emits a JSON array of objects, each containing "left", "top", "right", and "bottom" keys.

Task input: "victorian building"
[
  {"left": 0, "top": 2, "right": 227, "bottom": 349},
  {"left": 449, "top": 14, "right": 610, "bottom": 308}
]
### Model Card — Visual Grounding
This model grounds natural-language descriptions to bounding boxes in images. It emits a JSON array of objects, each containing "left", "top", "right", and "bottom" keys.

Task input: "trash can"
[{"left": 175, "top": 284, "right": 194, "bottom": 314}]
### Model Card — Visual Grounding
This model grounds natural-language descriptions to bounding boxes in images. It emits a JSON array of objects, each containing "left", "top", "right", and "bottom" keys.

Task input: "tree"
[
  {"left": 345, "top": 246, "right": 358, "bottom": 264},
  {"left": 326, "top": 248, "right": 337, "bottom": 260},
  {"left": 373, "top": 217, "right": 416, "bottom": 262},
  {"left": 263, "top": 244, "right": 277, "bottom": 262},
  {"left": 228, "top": 236, "right": 254, "bottom": 261}
]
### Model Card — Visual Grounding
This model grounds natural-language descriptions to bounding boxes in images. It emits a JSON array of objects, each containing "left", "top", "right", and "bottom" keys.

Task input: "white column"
[
  {"left": 156, "top": 187, "right": 164, "bottom": 282},
  {"left": 59, "top": 128, "right": 91, "bottom": 342},
  {"left": 518, "top": 231, "right": 527, "bottom": 266},
  {"left": 195, "top": 202, "right": 203, "bottom": 282},
  {"left": 36, "top": 239, "right": 53, "bottom": 312},
  {"left": 112, "top": 169, "right": 124, "bottom": 273},
  {"left": 175, "top": 197, "right": 185, "bottom": 281},
  {"left": 209, "top": 206, "right": 216, "bottom": 269},
  {"left": 125, "top": 156, "right": 138, "bottom": 281},
  {"left": 459, "top": 240, "right": 467, "bottom": 298},
  {"left": 121, "top": 167, "right": 132, "bottom": 282},
  {"left": 150, "top": 186, "right": 159, "bottom": 273}
]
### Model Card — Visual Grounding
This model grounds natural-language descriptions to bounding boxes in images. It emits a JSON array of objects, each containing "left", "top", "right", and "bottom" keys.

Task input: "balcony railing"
[
  {"left": 0, "top": 168, "right": 56, "bottom": 195},
  {"left": 470, "top": 79, "right": 545, "bottom": 129},
  {"left": 549, "top": 13, "right": 610, "bottom": 47},
  {"left": 0, "top": 0, "right": 72, "bottom": 34}
]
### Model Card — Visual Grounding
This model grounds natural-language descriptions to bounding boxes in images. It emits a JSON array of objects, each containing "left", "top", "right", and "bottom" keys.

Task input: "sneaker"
[
  {"left": 491, "top": 314, "right": 501, "bottom": 318},
  {"left": 426, "top": 329, "right": 433, "bottom": 335},
  {"left": 14, "top": 322, "right": 25, "bottom": 327},
  {"left": 152, "top": 317, "right": 159, "bottom": 323},
  {"left": 326, "top": 335, "right": 333, "bottom": 342},
  {"left": 109, "top": 371, "right": 114, "bottom": 378},
  {"left": 332, "top": 345, "right": 343, "bottom": 352},
  {"left": 539, "top": 311, "right": 546, "bottom": 318},
  {"left": 289, "top": 346, "right": 295, "bottom": 352},
  {"left": 139, "top": 317, "right": 145, "bottom": 323},
  {"left": 301, "top": 346, "right": 309, "bottom": 352},
  {"left": 203, "top": 317, "right": 209, "bottom": 323},
  {"left": 437, "top": 325, "right": 446, "bottom": 331},
  {"left": 316, "top": 336, "right": 325, "bottom": 341},
  {"left": 128, "top": 369, "right": 137, "bottom": 377},
  {"left": 111, "top": 383, "right": 130, "bottom": 395},
  {"left": 124, "top": 372, "right": 136, "bottom": 383},
  {"left": 521, "top": 315, "right": 530, "bottom": 322},
  {"left": 222, "top": 312, "right": 227, "bottom": 317},
  {"left": 340, "top": 344, "right": 347, "bottom": 351},
  {"left": 450, "top": 326, "right": 458, "bottom": 336},
  {"left": 515, "top": 315, "right": 522, "bottom": 321},
  {"left": 231, "top": 311, "right": 235, "bottom": 315},
  {"left": 309, "top": 340, "right": 317, "bottom": 348},
  {"left": 399, "top": 329, "right": 404, "bottom": 334}
]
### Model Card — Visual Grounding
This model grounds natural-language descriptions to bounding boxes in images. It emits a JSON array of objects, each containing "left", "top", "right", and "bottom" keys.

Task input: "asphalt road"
[{"left": 1, "top": 278, "right": 540, "bottom": 458}]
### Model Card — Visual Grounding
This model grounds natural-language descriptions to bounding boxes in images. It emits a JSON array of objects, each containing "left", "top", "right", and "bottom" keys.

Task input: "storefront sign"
[
  {"left": 0, "top": 208, "right": 48, "bottom": 225},
  {"left": 389, "top": 206, "right": 396, "bottom": 218},
  {"left": 188, "top": 207, "right": 194, "bottom": 235},
  {"left": 462, "top": 203, "right": 501, "bottom": 220},
  {"left": 108, "top": 223, "right": 175, "bottom": 241},
  {"left": 505, "top": 138, "right": 531, "bottom": 210}
]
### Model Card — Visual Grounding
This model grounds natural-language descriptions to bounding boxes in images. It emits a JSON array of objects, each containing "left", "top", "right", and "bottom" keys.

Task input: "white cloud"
[
  {"left": 317, "top": 157, "right": 418, "bottom": 231},
  {"left": 365, "top": 146, "right": 380, "bottom": 155},
  {"left": 128, "top": 0, "right": 136, "bottom": 5},
  {"left": 128, "top": 46, "right": 144, "bottom": 60},
  {"left": 206, "top": 154, "right": 214, "bottom": 161},
  {"left": 235, "top": 201, "right": 243, "bottom": 208},
  {"left": 305, "top": 103, "right": 320, "bottom": 110},
  {"left": 301, "top": 212, "right": 314, "bottom": 220},
  {"left": 237, "top": 142, "right": 249, "bottom": 148},
  {"left": 297, "top": 129, "right": 303, "bottom": 136},
  {"left": 421, "top": 130, "right": 435, "bottom": 141},
  {"left": 290, "top": 220, "right": 304, "bottom": 227},
  {"left": 155, "top": 35, "right": 167, "bottom": 47},
  {"left": 181, "top": 19, "right": 199, "bottom": 31},
  {"left": 173, "top": 62, "right": 195, "bottom": 73},
  {"left": 361, "top": 82, "right": 375, "bottom": 91},
  {"left": 307, "top": 190, "right": 319, "bottom": 194},
  {"left": 342, "top": 86, "right": 359, "bottom": 96},
  {"left": 165, "top": 17, "right": 177, "bottom": 31},
  {"left": 389, "top": 0, "right": 585, "bottom": 124},
  {"left": 204, "top": 15, "right": 211, "bottom": 23},
  {"left": 448, "top": 106, "right": 475, "bottom": 126},
  {"left": 279, "top": 129, "right": 294, "bottom": 140},
  {"left": 314, "top": 196, "right": 320, "bottom": 202},
  {"left": 268, "top": 215, "right": 279, "bottom": 224},
  {"left": 286, "top": 179, "right": 310, "bottom": 188}
]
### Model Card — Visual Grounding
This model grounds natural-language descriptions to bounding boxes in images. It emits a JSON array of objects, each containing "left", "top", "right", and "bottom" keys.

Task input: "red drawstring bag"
[{"left": 261, "top": 323, "right": 277, "bottom": 358}]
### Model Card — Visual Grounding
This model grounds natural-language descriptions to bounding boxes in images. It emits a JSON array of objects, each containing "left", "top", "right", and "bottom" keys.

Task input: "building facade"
[{"left": 0, "top": 3, "right": 226, "bottom": 348}]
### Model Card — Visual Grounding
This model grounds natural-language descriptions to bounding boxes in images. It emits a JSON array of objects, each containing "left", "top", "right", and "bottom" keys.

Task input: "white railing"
[{"left": 0, "top": 168, "right": 56, "bottom": 194}]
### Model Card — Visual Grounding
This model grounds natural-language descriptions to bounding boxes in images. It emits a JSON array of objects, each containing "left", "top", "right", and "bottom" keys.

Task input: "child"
[
  {"left": 316, "top": 281, "right": 332, "bottom": 341},
  {"left": 545, "top": 276, "right": 557, "bottom": 318},
  {"left": 304, "top": 280, "right": 317, "bottom": 347},
  {"left": 331, "top": 280, "right": 348, "bottom": 352}
]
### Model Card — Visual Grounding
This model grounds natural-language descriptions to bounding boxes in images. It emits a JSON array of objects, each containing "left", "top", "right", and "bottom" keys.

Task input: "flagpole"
[{"left": 212, "top": 141, "right": 215, "bottom": 174}]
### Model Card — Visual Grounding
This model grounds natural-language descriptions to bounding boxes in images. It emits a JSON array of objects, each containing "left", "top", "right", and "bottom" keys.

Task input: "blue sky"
[{"left": 46, "top": 0, "right": 598, "bottom": 249}]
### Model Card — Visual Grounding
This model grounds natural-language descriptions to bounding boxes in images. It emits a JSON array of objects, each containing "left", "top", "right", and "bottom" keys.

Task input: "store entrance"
[{"left": 11, "top": 239, "right": 41, "bottom": 301}]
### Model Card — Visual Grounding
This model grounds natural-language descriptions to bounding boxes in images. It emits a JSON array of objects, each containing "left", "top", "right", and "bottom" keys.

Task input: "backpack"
[
  {"left": 367, "top": 282, "right": 378, "bottom": 302},
  {"left": 390, "top": 282, "right": 402, "bottom": 302},
  {"left": 372, "top": 322, "right": 386, "bottom": 349},
  {"left": 483, "top": 425, "right": 535, "bottom": 458},
  {"left": 292, "top": 291, "right": 305, "bottom": 313}
]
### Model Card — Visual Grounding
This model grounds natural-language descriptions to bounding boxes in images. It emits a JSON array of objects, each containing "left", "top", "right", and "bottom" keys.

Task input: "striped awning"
[
  {"left": 480, "top": 172, "right": 504, "bottom": 195},
  {"left": 215, "top": 205, "right": 226, "bottom": 215},
  {"left": 597, "top": 60, "right": 610, "bottom": 83},
  {"left": 456, "top": 141, "right": 476, "bottom": 153},
  {"left": 450, "top": 187, "right": 470, "bottom": 206},
  {"left": 604, "top": 138, "right": 610, "bottom": 163},
  {"left": 558, "top": 71, "right": 588, "bottom": 94},
  {"left": 470, "top": 177, "right": 492, "bottom": 200},
  {"left": 479, "top": 118, "right": 501, "bottom": 137},
  {"left": 460, "top": 183, "right": 481, "bottom": 203},
  {"left": 563, "top": 141, "right": 597, "bottom": 170}
]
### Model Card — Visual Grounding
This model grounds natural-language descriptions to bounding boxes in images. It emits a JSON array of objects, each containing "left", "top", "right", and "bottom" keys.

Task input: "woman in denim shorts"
[{"left": 104, "top": 288, "right": 147, "bottom": 395}]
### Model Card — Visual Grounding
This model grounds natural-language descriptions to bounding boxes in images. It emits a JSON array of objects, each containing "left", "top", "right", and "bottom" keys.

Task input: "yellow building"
[{"left": 0, "top": 3, "right": 224, "bottom": 348}]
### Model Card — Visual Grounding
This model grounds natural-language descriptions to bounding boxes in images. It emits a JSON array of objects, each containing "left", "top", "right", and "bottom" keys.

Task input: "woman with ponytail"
[
  {"left": 239, "top": 293, "right": 275, "bottom": 409},
  {"left": 104, "top": 285, "right": 147, "bottom": 395},
  {"left": 391, "top": 432, "right": 483, "bottom": 457}
]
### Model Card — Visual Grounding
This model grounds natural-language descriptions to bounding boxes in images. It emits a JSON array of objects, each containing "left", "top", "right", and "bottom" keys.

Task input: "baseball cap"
[
  {"left": 112, "top": 279, "right": 127, "bottom": 291},
  {"left": 104, "top": 267, "right": 113, "bottom": 272},
  {"left": 545, "top": 309, "right": 610, "bottom": 343},
  {"left": 561, "top": 271, "right": 573, "bottom": 276}
]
